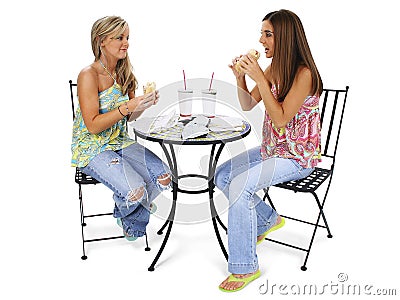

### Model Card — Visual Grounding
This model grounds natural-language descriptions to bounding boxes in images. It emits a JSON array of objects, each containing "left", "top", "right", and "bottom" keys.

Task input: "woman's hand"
[
  {"left": 238, "top": 54, "right": 265, "bottom": 84},
  {"left": 228, "top": 55, "right": 246, "bottom": 79},
  {"left": 128, "top": 90, "right": 160, "bottom": 112}
]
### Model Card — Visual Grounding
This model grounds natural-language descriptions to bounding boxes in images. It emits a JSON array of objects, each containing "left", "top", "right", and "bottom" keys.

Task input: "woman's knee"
[
  {"left": 127, "top": 186, "right": 145, "bottom": 202},
  {"left": 157, "top": 173, "right": 171, "bottom": 187},
  {"left": 116, "top": 184, "right": 147, "bottom": 212},
  {"left": 214, "top": 165, "right": 230, "bottom": 190}
]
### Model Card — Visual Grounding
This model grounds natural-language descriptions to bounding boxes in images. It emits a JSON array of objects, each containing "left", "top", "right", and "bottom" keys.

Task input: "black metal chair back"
[
  {"left": 69, "top": 80, "right": 99, "bottom": 185},
  {"left": 69, "top": 80, "right": 150, "bottom": 260},
  {"left": 320, "top": 86, "right": 349, "bottom": 163},
  {"left": 263, "top": 86, "right": 349, "bottom": 271},
  {"left": 69, "top": 80, "right": 77, "bottom": 120}
]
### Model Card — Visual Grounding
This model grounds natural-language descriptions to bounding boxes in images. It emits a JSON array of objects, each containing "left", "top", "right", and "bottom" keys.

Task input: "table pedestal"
[{"left": 147, "top": 142, "right": 228, "bottom": 271}]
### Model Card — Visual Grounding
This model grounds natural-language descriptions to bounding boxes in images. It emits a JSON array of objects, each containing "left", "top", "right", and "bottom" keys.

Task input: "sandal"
[
  {"left": 116, "top": 204, "right": 156, "bottom": 241},
  {"left": 116, "top": 218, "right": 138, "bottom": 241},
  {"left": 257, "top": 217, "right": 285, "bottom": 245},
  {"left": 149, "top": 202, "right": 157, "bottom": 214},
  {"left": 219, "top": 270, "right": 261, "bottom": 292}
]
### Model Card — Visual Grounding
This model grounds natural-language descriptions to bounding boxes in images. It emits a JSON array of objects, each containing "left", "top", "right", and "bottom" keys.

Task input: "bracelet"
[
  {"left": 117, "top": 105, "right": 126, "bottom": 117},
  {"left": 125, "top": 102, "right": 130, "bottom": 114},
  {"left": 125, "top": 102, "right": 133, "bottom": 117}
]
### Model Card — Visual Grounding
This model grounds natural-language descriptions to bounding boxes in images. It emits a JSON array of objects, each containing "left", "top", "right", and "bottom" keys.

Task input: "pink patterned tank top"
[{"left": 260, "top": 85, "right": 321, "bottom": 168}]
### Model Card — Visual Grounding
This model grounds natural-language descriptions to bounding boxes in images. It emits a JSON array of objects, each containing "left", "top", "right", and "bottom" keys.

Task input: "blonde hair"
[
  {"left": 263, "top": 10, "right": 323, "bottom": 102},
  {"left": 91, "top": 16, "right": 137, "bottom": 95}
]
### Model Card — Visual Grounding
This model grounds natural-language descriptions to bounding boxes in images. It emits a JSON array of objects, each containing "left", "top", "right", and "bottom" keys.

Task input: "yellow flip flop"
[
  {"left": 257, "top": 217, "right": 285, "bottom": 245},
  {"left": 219, "top": 270, "right": 261, "bottom": 292}
]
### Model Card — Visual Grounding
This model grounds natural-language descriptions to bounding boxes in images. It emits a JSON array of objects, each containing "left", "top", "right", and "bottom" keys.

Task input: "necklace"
[{"left": 99, "top": 59, "right": 116, "bottom": 82}]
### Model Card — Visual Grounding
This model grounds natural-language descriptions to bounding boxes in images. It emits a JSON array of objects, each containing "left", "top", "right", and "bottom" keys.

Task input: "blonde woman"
[
  {"left": 71, "top": 16, "right": 171, "bottom": 241},
  {"left": 215, "top": 9, "right": 323, "bottom": 292}
]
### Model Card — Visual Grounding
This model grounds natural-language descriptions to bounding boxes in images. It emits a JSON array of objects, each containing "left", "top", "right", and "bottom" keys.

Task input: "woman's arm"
[
  {"left": 78, "top": 68, "right": 159, "bottom": 133},
  {"left": 127, "top": 90, "right": 159, "bottom": 122},
  {"left": 127, "top": 90, "right": 140, "bottom": 121},
  {"left": 78, "top": 68, "right": 126, "bottom": 134},
  {"left": 229, "top": 57, "right": 263, "bottom": 111},
  {"left": 240, "top": 55, "right": 312, "bottom": 128}
]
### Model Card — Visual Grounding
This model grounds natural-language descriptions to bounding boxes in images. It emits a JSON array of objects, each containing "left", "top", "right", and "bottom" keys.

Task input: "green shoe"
[
  {"left": 219, "top": 270, "right": 261, "bottom": 292},
  {"left": 257, "top": 217, "right": 285, "bottom": 245},
  {"left": 116, "top": 218, "right": 138, "bottom": 241},
  {"left": 150, "top": 202, "right": 157, "bottom": 214}
]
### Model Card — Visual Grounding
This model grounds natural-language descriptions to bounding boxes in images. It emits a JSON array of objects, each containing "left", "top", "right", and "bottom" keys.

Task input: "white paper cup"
[
  {"left": 178, "top": 89, "right": 193, "bottom": 117},
  {"left": 201, "top": 89, "right": 217, "bottom": 118}
]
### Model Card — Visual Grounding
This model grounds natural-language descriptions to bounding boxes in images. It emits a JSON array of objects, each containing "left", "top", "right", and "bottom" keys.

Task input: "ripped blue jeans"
[{"left": 81, "top": 142, "right": 171, "bottom": 238}]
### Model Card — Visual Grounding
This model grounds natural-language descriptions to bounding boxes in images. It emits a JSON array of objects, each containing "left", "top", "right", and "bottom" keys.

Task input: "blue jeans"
[
  {"left": 214, "top": 146, "right": 313, "bottom": 274},
  {"left": 81, "top": 143, "right": 171, "bottom": 238}
]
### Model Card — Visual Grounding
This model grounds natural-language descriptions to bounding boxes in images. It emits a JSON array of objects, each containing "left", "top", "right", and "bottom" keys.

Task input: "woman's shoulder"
[
  {"left": 296, "top": 65, "right": 312, "bottom": 78},
  {"left": 294, "top": 65, "right": 312, "bottom": 86},
  {"left": 78, "top": 63, "right": 99, "bottom": 84}
]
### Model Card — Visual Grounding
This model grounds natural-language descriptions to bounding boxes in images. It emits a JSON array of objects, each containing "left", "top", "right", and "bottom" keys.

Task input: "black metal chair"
[
  {"left": 69, "top": 80, "right": 150, "bottom": 260},
  {"left": 262, "top": 86, "right": 349, "bottom": 271}
]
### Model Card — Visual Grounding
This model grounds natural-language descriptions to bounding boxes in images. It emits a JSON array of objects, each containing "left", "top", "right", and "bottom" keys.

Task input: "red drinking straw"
[
  {"left": 209, "top": 72, "right": 214, "bottom": 91},
  {"left": 183, "top": 69, "right": 187, "bottom": 90}
]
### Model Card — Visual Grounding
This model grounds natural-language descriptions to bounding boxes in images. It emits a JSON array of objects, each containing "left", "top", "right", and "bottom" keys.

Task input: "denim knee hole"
[
  {"left": 156, "top": 173, "right": 172, "bottom": 190},
  {"left": 108, "top": 157, "right": 120, "bottom": 166},
  {"left": 125, "top": 185, "right": 148, "bottom": 211}
]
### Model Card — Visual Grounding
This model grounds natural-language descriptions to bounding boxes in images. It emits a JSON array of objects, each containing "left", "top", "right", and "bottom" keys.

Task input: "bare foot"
[{"left": 219, "top": 271, "right": 258, "bottom": 291}]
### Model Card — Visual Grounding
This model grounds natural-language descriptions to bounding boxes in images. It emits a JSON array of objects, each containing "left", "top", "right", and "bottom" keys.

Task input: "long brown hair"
[
  {"left": 91, "top": 16, "right": 137, "bottom": 95},
  {"left": 263, "top": 10, "right": 323, "bottom": 102}
]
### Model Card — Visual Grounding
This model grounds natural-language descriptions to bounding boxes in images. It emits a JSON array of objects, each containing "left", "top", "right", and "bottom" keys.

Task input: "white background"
[{"left": 1, "top": 0, "right": 399, "bottom": 298}]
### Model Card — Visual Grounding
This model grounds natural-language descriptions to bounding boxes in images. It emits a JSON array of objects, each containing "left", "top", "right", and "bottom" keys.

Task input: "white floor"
[{"left": 4, "top": 170, "right": 397, "bottom": 299}]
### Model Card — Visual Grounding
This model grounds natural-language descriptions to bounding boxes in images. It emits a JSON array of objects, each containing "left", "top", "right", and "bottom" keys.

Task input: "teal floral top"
[{"left": 71, "top": 82, "right": 135, "bottom": 167}]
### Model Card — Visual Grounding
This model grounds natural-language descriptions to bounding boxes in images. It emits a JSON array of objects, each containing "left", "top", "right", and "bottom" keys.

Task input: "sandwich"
[
  {"left": 235, "top": 49, "right": 260, "bottom": 73},
  {"left": 143, "top": 81, "right": 156, "bottom": 94}
]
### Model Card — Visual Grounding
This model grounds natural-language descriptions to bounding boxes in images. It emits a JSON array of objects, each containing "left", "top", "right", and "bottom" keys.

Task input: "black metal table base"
[{"left": 147, "top": 143, "right": 228, "bottom": 271}]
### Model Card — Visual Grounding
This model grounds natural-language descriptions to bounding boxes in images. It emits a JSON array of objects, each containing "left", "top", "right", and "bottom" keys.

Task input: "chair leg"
[
  {"left": 301, "top": 191, "right": 332, "bottom": 271},
  {"left": 144, "top": 232, "right": 151, "bottom": 251},
  {"left": 79, "top": 184, "right": 86, "bottom": 227},
  {"left": 262, "top": 186, "right": 333, "bottom": 271},
  {"left": 78, "top": 184, "right": 87, "bottom": 260},
  {"left": 313, "top": 191, "right": 333, "bottom": 238},
  {"left": 263, "top": 187, "right": 277, "bottom": 211},
  {"left": 319, "top": 174, "right": 336, "bottom": 238},
  {"left": 77, "top": 181, "right": 151, "bottom": 259}
]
